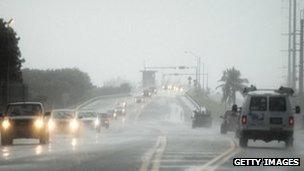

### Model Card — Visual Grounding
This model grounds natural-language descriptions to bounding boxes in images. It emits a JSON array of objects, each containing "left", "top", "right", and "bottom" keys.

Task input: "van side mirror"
[{"left": 295, "top": 106, "right": 301, "bottom": 114}]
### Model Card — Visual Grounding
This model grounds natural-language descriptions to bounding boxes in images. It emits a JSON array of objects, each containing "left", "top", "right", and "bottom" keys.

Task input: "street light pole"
[
  {"left": 185, "top": 51, "right": 205, "bottom": 90},
  {"left": 299, "top": 11, "right": 304, "bottom": 96}
]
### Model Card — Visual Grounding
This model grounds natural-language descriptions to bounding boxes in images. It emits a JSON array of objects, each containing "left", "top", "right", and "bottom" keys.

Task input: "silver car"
[{"left": 237, "top": 86, "right": 300, "bottom": 148}]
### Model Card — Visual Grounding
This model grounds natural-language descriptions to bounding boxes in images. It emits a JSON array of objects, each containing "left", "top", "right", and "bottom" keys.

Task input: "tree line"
[{"left": 22, "top": 68, "right": 132, "bottom": 108}]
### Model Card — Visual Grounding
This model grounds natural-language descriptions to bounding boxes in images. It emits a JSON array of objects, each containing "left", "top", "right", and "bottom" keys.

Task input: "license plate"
[{"left": 270, "top": 118, "right": 282, "bottom": 124}]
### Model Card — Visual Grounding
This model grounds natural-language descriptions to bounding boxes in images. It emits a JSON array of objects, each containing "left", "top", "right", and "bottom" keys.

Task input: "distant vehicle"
[
  {"left": 134, "top": 96, "right": 145, "bottom": 103},
  {"left": 48, "top": 109, "right": 81, "bottom": 136},
  {"left": 191, "top": 107, "right": 212, "bottom": 128},
  {"left": 107, "top": 109, "right": 117, "bottom": 120},
  {"left": 114, "top": 107, "right": 126, "bottom": 116},
  {"left": 149, "top": 87, "right": 157, "bottom": 94},
  {"left": 78, "top": 110, "right": 100, "bottom": 133},
  {"left": 237, "top": 86, "right": 300, "bottom": 148},
  {"left": 0, "top": 102, "right": 50, "bottom": 145},
  {"left": 143, "top": 89, "right": 152, "bottom": 97},
  {"left": 99, "top": 113, "right": 110, "bottom": 130}
]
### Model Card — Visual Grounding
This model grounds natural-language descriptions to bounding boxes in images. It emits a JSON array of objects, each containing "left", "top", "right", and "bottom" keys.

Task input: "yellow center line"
[{"left": 198, "top": 137, "right": 239, "bottom": 171}]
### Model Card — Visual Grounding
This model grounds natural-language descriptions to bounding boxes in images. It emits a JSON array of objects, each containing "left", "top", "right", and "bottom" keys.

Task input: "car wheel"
[{"left": 239, "top": 135, "right": 248, "bottom": 147}]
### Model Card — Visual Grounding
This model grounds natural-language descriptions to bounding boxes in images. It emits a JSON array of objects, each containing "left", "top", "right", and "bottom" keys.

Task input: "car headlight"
[
  {"left": 48, "top": 120, "right": 55, "bottom": 130},
  {"left": 69, "top": 119, "right": 79, "bottom": 131},
  {"left": 94, "top": 119, "right": 100, "bottom": 126},
  {"left": 2, "top": 119, "right": 10, "bottom": 130},
  {"left": 34, "top": 119, "right": 44, "bottom": 129}
]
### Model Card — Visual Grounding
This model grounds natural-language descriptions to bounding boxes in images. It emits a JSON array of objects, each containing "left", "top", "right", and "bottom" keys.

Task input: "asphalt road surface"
[{"left": 0, "top": 92, "right": 304, "bottom": 171}]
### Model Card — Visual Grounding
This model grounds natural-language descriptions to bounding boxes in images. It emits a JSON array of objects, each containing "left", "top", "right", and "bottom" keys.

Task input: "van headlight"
[
  {"left": 2, "top": 119, "right": 11, "bottom": 130},
  {"left": 69, "top": 119, "right": 79, "bottom": 131},
  {"left": 34, "top": 119, "right": 44, "bottom": 129}
]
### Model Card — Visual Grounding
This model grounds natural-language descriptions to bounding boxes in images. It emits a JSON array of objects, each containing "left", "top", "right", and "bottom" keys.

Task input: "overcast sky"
[{"left": 0, "top": 0, "right": 290, "bottom": 89}]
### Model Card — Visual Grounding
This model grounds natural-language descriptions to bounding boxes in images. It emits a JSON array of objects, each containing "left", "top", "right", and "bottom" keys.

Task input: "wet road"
[{"left": 1, "top": 92, "right": 303, "bottom": 171}]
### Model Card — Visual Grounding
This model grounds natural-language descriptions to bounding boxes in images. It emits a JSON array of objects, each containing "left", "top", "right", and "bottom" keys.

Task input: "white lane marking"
[{"left": 196, "top": 138, "right": 239, "bottom": 171}]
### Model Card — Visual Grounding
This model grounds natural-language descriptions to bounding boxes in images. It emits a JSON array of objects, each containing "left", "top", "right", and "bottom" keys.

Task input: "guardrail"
[
  {"left": 73, "top": 93, "right": 131, "bottom": 110},
  {"left": 184, "top": 92, "right": 201, "bottom": 109}
]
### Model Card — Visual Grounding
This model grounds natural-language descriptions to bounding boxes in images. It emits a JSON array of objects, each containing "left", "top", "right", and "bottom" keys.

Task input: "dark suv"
[{"left": 0, "top": 102, "right": 50, "bottom": 145}]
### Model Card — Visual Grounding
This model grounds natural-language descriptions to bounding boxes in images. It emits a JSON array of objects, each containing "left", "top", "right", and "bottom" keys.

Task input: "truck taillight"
[
  {"left": 288, "top": 116, "right": 294, "bottom": 126},
  {"left": 241, "top": 115, "right": 247, "bottom": 125}
]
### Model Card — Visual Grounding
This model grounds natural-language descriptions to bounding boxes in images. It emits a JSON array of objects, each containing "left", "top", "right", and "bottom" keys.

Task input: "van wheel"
[
  {"left": 220, "top": 124, "right": 227, "bottom": 134},
  {"left": 285, "top": 137, "right": 293, "bottom": 148},
  {"left": 239, "top": 135, "right": 248, "bottom": 147}
]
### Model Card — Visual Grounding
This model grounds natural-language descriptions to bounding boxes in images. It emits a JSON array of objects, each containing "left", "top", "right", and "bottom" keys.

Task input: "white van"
[{"left": 237, "top": 86, "right": 300, "bottom": 148}]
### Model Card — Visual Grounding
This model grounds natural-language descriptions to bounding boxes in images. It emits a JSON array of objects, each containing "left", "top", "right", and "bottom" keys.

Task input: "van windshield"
[
  {"left": 269, "top": 96, "right": 286, "bottom": 111},
  {"left": 250, "top": 96, "right": 267, "bottom": 111}
]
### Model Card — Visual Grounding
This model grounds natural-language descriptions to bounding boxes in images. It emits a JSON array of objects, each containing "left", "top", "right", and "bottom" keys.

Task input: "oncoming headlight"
[
  {"left": 94, "top": 119, "right": 100, "bottom": 126},
  {"left": 2, "top": 119, "right": 10, "bottom": 130},
  {"left": 34, "top": 119, "right": 44, "bottom": 129},
  {"left": 69, "top": 119, "right": 79, "bottom": 131}
]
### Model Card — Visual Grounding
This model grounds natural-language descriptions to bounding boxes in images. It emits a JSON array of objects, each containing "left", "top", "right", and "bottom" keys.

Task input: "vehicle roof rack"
[
  {"left": 242, "top": 85, "right": 257, "bottom": 95},
  {"left": 243, "top": 86, "right": 294, "bottom": 96},
  {"left": 274, "top": 86, "right": 294, "bottom": 96}
]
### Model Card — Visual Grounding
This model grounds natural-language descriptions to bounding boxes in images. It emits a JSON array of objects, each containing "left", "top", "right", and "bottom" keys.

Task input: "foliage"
[
  {"left": 22, "top": 68, "right": 93, "bottom": 108},
  {"left": 22, "top": 68, "right": 132, "bottom": 108},
  {"left": 217, "top": 67, "right": 248, "bottom": 105},
  {"left": 0, "top": 18, "right": 24, "bottom": 83}
]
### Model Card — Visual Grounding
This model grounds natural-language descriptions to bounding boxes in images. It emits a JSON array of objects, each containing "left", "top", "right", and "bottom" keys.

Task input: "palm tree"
[{"left": 217, "top": 67, "right": 248, "bottom": 105}]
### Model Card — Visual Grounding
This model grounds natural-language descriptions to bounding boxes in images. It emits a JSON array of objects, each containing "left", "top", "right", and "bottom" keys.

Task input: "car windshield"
[
  {"left": 249, "top": 96, "right": 267, "bottom": 111},
  {"left": 52, "top": 111, "right": 75, "bottom": 119},
  {"left": 269, "top": 96, "right": 286, "bottom": 112},
  {"left": 7, "top": 104, "right": 42, "bottom": 116}
]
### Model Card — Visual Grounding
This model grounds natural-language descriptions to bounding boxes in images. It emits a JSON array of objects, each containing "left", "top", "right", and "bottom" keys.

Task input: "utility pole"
[
  {"left": 202, "top": 61, "right": 205, "bottom": 90},
  {"left": 292, "top": 0, "right": 297, "bottom": 89},
  {"left": 288, "top": 0, "right": 292, "bottom": 86},
  {"left": 299, "top": 17, "right": 304, "bottom": 96}
]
